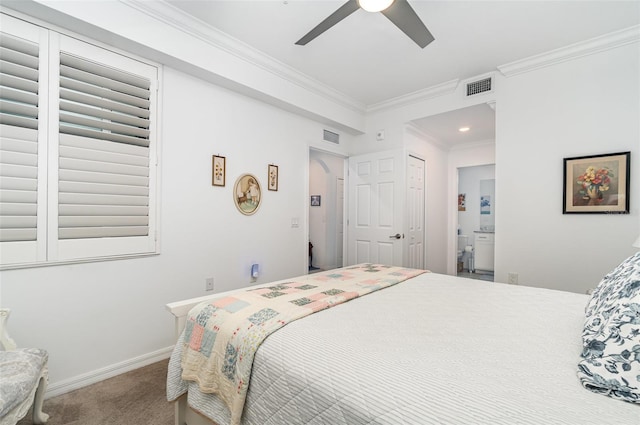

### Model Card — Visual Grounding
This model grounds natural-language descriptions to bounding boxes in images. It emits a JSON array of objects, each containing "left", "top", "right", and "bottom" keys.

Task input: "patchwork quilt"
[{"left": 174, "top": 264, "right": 427, "bottom": 425}]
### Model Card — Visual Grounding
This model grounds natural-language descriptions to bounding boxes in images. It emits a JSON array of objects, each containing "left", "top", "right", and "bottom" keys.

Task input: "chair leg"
[{"left": 32, "top": 375, "right": 49, "bottom": 424}]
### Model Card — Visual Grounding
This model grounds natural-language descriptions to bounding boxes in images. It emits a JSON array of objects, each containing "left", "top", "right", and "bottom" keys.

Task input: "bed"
[{"left": 166, "top": 258, "right": 640, "bottom": 425}]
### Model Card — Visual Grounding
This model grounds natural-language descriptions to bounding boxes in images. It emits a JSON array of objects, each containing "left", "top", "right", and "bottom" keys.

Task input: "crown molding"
[
  {"left": 367, "top": 79, "right": 460, "bottom": 113},
  {"left": 122, "top": 0, "right": 366, "bottom": 113},
  {"left": 405, "top": 123, "right": 450, "bottom": 151},
  {"left": 448, "top": 138, "right": 495, "bottom": 152},
  {"left": 498, "top": 25, "right": 640, "bottom": 77}
]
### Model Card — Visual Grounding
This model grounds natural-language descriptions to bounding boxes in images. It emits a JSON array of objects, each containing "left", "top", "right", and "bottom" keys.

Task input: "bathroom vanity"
[{"left": 474, "top": 231, "right": 494, "bottom": 272}]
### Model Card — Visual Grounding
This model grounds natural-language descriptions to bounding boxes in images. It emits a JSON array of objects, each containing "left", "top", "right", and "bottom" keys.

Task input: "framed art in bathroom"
[{"left": 562, "top": 151, "right": 630, "bottom": 214}]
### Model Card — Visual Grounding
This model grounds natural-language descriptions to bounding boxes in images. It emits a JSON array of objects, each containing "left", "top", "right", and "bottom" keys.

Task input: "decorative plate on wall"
[{"left": 234, "top": 174, "right": 261, "bottom": 215}]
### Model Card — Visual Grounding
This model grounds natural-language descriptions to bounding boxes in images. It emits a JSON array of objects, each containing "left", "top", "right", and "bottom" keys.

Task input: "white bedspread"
[{"left": 168, "top": 272, "right": 640, "bottom": 424}]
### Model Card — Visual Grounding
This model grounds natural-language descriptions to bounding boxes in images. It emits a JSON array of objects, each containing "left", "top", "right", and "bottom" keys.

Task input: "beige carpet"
[{"left": 17, "top": 359, "right": 173, "bottom": 425}]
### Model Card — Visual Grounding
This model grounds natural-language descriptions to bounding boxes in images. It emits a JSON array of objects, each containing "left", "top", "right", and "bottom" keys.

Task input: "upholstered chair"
[{"left": 0, "top": 309, "right": 49, "bottom": 425}]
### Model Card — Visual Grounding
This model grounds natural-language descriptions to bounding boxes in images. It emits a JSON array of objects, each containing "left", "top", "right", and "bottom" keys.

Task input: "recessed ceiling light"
[{"left": 459, "top": 126, "right": 470, "bottom": 132}]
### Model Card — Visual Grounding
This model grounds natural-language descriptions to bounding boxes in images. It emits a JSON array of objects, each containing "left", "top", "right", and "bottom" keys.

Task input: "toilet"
[
  {"left": 457, "top": 235, "right": 468, "bottom": 257},
  {"left": 457, "top": 235, "right": 474, "bottom": 272},
  {"left": 457, "top": 235, "right": 468, "bottom": 271}
]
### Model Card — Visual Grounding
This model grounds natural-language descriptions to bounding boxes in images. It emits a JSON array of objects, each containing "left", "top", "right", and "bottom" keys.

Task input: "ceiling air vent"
[
  {"left": 466, "top": 77, "right": 492, "bottom": 96},
  {"left": 323, "top": 129, "right": 340, "bottom": 144}
]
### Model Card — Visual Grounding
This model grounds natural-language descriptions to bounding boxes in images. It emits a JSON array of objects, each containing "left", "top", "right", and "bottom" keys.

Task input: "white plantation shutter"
[
  {"left": 0, "top": 32, "right": 40, "bottom": 242},
  {"left": 0, "top": 127, "right": 38, "bottom": 242},
  {"left": 0, "top": 32, "right": 39, "bottom": 130},
  {"left": 0, "top": 18, "right": 47, "bottom": 265},
  {"left": 59, "top": 53, "right": 151, "bottom": 146},
  {"left": 58, "top": 52, "right": 151, "bottom": 241},
  {"left": 54, "top": 36, "right": 158, "bottom": 261},
  {"left": 58, "top": 134, "right": 150, "bottom": 239},
  {"left": 0, "top": 13, "right": 159, "bottom": 268}
]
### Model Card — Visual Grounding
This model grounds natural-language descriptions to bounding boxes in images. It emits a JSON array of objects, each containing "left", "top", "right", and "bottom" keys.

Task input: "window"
[{"left": 0, "top": 14, "right": 159, "bottom": 268}]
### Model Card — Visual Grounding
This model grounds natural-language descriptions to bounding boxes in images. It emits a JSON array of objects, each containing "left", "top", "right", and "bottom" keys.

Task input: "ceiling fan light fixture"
[
  {"left": 358, "top": 0, "right": 394, "bottom": 13},
  {"left": 296, "top": 0, "right": 433, "bottom": 48}
]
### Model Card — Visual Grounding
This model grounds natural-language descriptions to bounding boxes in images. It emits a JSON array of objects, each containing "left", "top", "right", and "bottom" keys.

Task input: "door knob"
[{"left": 389, "top": 233, "right": 401, "bottom": 240}]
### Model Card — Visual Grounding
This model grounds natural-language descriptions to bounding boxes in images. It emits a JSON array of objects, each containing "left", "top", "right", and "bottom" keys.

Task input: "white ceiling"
[
  {"left": 411, "top": 103, "right": 495, "bottom": 146},
  {"left": 165, "top": 0, "right": 639, "bottom": 144}
]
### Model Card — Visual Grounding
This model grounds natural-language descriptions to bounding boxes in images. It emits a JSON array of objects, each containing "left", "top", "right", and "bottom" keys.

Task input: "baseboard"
[{"left": 46, "top": 345, "right": 174, "bottom": 399}]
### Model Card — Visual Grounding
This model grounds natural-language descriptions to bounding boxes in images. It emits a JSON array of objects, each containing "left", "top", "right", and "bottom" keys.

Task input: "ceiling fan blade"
[
  {"left": 295, "top": 0, "right": 360, "bottom": 45},
  {"left": 381, "top": 0, "right": 434, "bottom": 48}
]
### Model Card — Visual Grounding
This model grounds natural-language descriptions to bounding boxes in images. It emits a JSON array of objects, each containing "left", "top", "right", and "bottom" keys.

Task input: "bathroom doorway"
[{"left": 457, "top": 164, "right": 495, "bottom": 281}]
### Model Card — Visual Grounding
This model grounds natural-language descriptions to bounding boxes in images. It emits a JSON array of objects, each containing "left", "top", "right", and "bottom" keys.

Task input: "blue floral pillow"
[{"left": 578, "top": 251, "right": 640, "bottom": 403}]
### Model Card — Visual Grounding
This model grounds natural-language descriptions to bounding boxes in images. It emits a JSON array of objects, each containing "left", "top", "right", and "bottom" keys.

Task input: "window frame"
[{"left": 0, "top": 12, "right": 161, "bottom": 270}]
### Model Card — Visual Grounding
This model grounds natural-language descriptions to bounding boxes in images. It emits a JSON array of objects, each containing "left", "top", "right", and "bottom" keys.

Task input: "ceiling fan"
[{"left": 295, "top": 0, "right": 434, "bottom": 48}]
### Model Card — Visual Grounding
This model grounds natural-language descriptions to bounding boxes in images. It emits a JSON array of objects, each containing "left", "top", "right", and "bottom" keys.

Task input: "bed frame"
[
  {"left": 167, "top": 294, "right": 217, "bottom": 425},
  {"left": 166, "top": 284, "right": 273, "bottom": 425}
]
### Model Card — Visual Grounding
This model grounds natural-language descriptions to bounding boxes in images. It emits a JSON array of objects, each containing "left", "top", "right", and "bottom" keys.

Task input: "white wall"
[
  {"left": 496, "top": 41, "right": 639, "bottom": 293},
  {"left": 0, "top": 66, "right": 345, "bottom": 392}
]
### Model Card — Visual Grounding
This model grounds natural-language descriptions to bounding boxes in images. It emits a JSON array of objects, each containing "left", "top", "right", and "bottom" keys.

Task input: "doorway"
[
  {"left": 309, "top": 149, "right": 345, "bottom": 272},
  {"left": 406, "top": 155, "right": 425, "bottom": 269},
  {"left": 346, "top": 149, "right": 425, "bottom": 268},
  {"left": 409, "top": 102, "right": 496, "bottom": 275},
  {"left": 456, "top": 164, "right": 495, "bottom": 281}
]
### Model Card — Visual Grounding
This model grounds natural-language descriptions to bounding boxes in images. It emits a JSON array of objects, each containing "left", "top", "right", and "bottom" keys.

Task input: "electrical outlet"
[
  {"left": 205, "top": 277, "right": 214, "bottom": 291},
  {"left": 507, "top": 273, "right": 518, "bottom": 285}
]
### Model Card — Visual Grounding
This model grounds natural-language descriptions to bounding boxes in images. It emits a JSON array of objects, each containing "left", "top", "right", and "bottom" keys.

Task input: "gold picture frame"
[
  {"left": 212, "top": 155, "right": 226, "bottom": 187},
  {"left": 234, "top": 174, "right": 261, "bottom": 215},
  {"left": 268, "top": 164, "right": 278, "bottom": 191}
]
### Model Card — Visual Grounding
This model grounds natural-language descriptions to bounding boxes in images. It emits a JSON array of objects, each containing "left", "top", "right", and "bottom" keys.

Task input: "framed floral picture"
[
  {"left": 458, "top": 193, "right": 466, "bottom": 211},
  {"left": 212, "top": 155, "right": 226, "bottom": 187},
  {"left": 234, "top": 174, "right": 261, "bottom": 215},
  {"left": 268, "top": 164, "right": 278, "bottom": 191},
  {"left": 563, "top": 151, "right": 630, "bottom": 214}
]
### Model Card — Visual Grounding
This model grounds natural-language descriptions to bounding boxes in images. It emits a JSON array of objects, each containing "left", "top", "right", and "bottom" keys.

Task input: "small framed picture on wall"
[
  {"left": 310, "top": 195, "right": 321, "bottom": 206},
  {"left": 458, "top": 193, "right": 466, "bottom": 211},
  {"left": 212, "top": 155, "right": 226, "bottom": 187},
  {"left": 268, "top": 164, "right": 278, "bottom": 191}
]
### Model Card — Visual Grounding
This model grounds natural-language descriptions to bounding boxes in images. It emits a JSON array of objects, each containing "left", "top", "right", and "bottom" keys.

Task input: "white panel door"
[
  {"left": 406, "top": 156, "right": 425, "bottom": 269},
  {"left": 347, "top": 150, "right": 404, "bottom": 266},
  {"left": 336, "top": 177, "right": 344, "bottom": 268}
]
